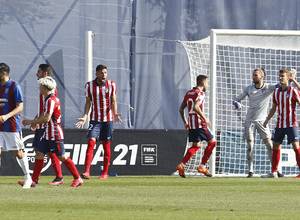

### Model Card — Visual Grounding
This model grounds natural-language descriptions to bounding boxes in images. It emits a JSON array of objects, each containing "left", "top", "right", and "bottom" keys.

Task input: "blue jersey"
[{"left": 0, "top": 79, "right": 23, "bottom": 132}]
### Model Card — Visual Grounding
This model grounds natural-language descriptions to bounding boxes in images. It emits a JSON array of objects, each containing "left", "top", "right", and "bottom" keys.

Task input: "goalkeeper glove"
[{"left": 233, "top": 101, "right": 242, "bottom": 110}]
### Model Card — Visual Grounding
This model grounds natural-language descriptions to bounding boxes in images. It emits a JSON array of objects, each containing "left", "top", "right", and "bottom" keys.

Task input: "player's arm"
[
  {"left": 194, "top": 101, "right": 211, "bottom": 127},
  {"left": 233, "top": 87, "right": 247, "bottom": 109},
  {"left": 289, "top": 69, "right": 300, "bottom": 90},
  {"left": 263, "top": 102, "right": 277, "bottom": 128},
  {"left": 0, "top": 102, "right": 23, "bottom": 124},
  {"left": 76, "top": 96, "right": 91, "bottom": 129},
  {"left": 23, "top": 112, "right": 51, "bottom": 126},
  {"left": 111, "top": 95, "right": 122, "bottom": 124},
  {"left": 179, "top": 102, "right": 189, "bottom": 130}
]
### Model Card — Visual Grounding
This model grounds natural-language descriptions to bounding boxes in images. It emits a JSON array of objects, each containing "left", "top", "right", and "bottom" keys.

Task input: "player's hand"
[
  {"left": 30, "top": 124, "right": 37, "bottom": 131},
  {"left": 263, "top": 120, "right": 268, "bottom": 128},
  {"left": 0, "top": 115, "right": 8, "bottom": 124},
  {"left": 76, "top": 118, "right": 86, "bottom": 129},
  {"left": 233, "top": 101, "right": 242, "bottom": 110},
  {"left": 114, "top": 113, "right": 122, "bottom": 124},
  {"left": 206, "top": 120, "right": 211, "bottom": 128},
  {"left": 184, "top": 123, "right": 189, "bottom": 131}
]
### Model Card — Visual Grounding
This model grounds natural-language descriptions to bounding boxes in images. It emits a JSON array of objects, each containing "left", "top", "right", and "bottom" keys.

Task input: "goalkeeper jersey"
[{"left": 235, "top": 83, "right": 277, "bottom": 122}]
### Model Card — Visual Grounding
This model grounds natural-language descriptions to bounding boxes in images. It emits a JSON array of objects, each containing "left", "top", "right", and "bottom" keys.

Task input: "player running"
[
  {"left": 233, "top": 68, "right": 283, "bottom": 178},
  {"left": 176, "top": 75, "right": 216, "bottom": 178}
]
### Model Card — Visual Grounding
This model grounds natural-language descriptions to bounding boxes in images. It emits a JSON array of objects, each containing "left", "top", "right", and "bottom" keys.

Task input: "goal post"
[{"left": 179, "top": 29, "right": 300, "bottom": 177}]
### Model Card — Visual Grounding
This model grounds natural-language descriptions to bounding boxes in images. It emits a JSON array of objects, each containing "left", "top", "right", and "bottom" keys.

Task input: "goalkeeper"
[{"left": 233, "top": 68, "right": 283, "bottom": 178}]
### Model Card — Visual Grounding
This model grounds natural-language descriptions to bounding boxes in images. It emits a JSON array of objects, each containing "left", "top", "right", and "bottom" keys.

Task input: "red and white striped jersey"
[
  {"left": 42, "top": 94, "right": 64, "bottom": 140},
  {"left": 183, "top": 87, "right": 206, "bottom": 129},
  {"left": 273, "top": 85, "right": 300, "bottom": 128},
  {"left": 37, "top": 88, "right": 57, "bottom": 129},
  {"left": 85, "top": 79, "right": 117, "bottom": 122}
]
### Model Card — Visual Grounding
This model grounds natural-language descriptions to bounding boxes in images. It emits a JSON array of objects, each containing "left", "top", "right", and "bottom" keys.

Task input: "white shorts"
[
  {"left": 244, "top": 121, "right": 271, "bottom": 140},
  {"left": 0, "top": 132, "right": 24, "bottom": 151}
]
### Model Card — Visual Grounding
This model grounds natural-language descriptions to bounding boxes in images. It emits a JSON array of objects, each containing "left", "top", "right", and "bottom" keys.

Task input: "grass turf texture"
[{"left": 1, "top": 176, "right": 300, "bottom": 219}]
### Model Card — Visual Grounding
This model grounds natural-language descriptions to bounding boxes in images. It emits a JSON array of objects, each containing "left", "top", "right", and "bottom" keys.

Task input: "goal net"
[{"left": 179, "top": 29, "right": 300, "bottom": 177}]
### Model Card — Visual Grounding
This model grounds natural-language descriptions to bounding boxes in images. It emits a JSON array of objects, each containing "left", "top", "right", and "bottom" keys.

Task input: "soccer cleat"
[
  {"left": 49, "top": 177, "right": 64, "bottom": 185},
  {"left": 18, "top": 181, "right": 36, "bottom": 188},
  {"left": 277, "top": 172, "right": 284, "bottom": 178},
  {"left": 293, "top": 174, "right": 300, "bottom": 178},
  {"left": 69, "top": 178, "right": 83, "bottom": 187},
  {"left": 98, "top": 174, "right": 108, "bottom": 180},
  {"left": 247, "top": 172, "right": 253, "bottom": 178},
  {"left": 80, "top": 172, "right": 90, "bottom": 179},
  {"left": 197, "top": 166, "right": 212, "bottom": 177},
  {"left": 261, "top": 172, "right": 278, "bottom": 178},
  {"left": 176, "top": 164, "right": 185, "bottom": 178}
]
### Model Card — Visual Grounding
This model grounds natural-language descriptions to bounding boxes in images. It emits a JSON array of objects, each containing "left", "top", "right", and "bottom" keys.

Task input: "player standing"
[
  {"left": 28, "top": 64, "right": 64, "bottom": 185},
  {"left": 176, "top": 75, "right": 216, "bottom": 178},
  {"left": 262, "top": 69, "right": 300, "bottom": 178},
  {"left": 76, "top": 64, "right": 122, "bottom": 180},
  {"left": 0, "top": 63, "right": 32, "bottom": 189},
  {"left": 233, "top": 68, "right": 283, "bottom": 178},
  {"left": 20, "top": 77, "right": 83, "bottom": 187}
]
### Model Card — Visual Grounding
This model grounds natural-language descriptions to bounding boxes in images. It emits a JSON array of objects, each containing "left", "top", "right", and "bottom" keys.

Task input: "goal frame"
[{"left": 208, "top": 29, "right": 300, "bottom": 176}]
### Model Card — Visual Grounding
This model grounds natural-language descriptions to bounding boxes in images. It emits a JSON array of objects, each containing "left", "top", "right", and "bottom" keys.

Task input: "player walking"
[
  {"left": 76, "top": 64, "right": 122, "bottom": 180},
  {"left": 262, "top": 69, "right": 300, "bottom": 178},
  {"left": 233, "top": 68, "right": 283, "bottom": 178},
  {"left": 28, "top": 64, "right": 64, "bottom": 185},
  {"left": 20, "top": 77, "right": 83, "bottom": 187},
  {"left": 176, "top": 75, "right": 216, "bottom": 178},
  {"left": 0, "top": 63, "right": 32, "bottom": 189}
]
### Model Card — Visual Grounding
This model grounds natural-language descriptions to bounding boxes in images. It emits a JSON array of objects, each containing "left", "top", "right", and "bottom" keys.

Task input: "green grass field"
[{"left": 1, "top": 175, "right": 300, "bottom": 220}]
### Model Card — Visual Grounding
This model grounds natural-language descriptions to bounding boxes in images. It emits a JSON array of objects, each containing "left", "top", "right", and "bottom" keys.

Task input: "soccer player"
[
  {"left": 233, "top": 68, "right": 283, "bottom": 178},
  {"left": 27, "top": 64, "right": 64, "bottom": 185},
  {"left": 176, "top": 75, "right": 216, "bottom": 178},
  {"left": 0, "top": 63, "right": 32, "bottom": 189},
  {"left": 76, "top": 64, "right": 122, "bottom": 180},
  {"left": 20, "top": 77, "right": 83, "bottom": 187},
  {"left": 262, "top": 69, "right": 300, "bottom": 178}
]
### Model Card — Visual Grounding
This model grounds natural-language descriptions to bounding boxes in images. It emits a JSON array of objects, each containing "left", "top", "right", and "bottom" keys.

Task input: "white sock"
[
  {"left": 247, "top": 142, "right": 254, "bottom": 173},
  {"left": 18, "top": 155, "right": 30, "bottom": 177}
]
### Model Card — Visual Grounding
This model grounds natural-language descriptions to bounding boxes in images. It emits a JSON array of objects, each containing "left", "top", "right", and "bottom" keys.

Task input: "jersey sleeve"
[
  {"left": 85, "top": 82, "right": 91, "bottom": 98},
  {"left": 44, "top": 99, "right": 55, "bottom": 115},
  {"left": 292, "top": 87, "right": 300, "bottom": 103},
  {"left": 13, "top": 83, "right": 23, "bottom": 103},
  {"left": 111, "top": 81, "right": 117, "bottom": 96},
  {"left": 235, "top": 86, "right": 248, "bottom": 102}
]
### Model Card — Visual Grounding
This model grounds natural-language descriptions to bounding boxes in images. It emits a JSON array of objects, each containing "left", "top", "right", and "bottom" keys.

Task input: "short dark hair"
[
  {"left": 96, "top": 64, "right": 107, "bottom": 72},
  {"left": 279, "top": 69, "right": 290, "bottom": 77},
  {"left": 196, "top": 75, "right": 207, "bottom": 86},
  {"left": 0, "top": 63, "right": 10, "bottom": 74},
  {"left": 39, "top": 64, "right": 53, "bottom": 76}
]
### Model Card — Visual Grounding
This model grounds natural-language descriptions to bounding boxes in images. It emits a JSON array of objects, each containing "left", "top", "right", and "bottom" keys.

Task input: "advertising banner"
[{"left": 0, "top": 129, "right": 187, "bottom": 176}]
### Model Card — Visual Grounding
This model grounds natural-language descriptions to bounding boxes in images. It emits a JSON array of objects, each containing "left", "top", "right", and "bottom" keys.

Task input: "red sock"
[
  {"left": 201, "top": 142, "right": 216, "bottom": 166},
  {"left": 102, "top": 141, "right": 111, "bottom": 175},
  {"left": 32, "top": 159, "right": 44, "bottom": 183},
  {"left": 63, "top": 157, "right": 80, "bottom": 179},
  {"left": 48, "top": 153, "right": 62, "bottom": 178},
  {"left": 294, "top": 148, "right": 300, "bottom": 170},
  {"left": 272, "top": 149, "right": 280, "bottom": 173},
  {"left": 181, "top": 144, "right": 200, "bottom": 165},
  {"left": 85, "top": 139, "right": 96, "bottom": 173}
]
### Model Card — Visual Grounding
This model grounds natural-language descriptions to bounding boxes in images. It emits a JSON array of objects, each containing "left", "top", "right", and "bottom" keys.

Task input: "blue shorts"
[
  {"left": 272, "top": 127, "right": 299, "bottom": 144},
  {"left": 37, "top": 138, "right": 65, "bottom": 156},
  {"left": 87, "top": 121, "right": 113, "bottom": 141},
  {"left": 188, "top": 127, "right": 214, "bottom": 143},
  {"left": 32, "top": 129, "right": 44, "bottom": 149}
]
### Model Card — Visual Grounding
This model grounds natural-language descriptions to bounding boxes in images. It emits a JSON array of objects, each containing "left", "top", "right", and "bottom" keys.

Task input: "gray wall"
[{"left": 0, "top": 0, "right": 299, "bottom": 129}]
